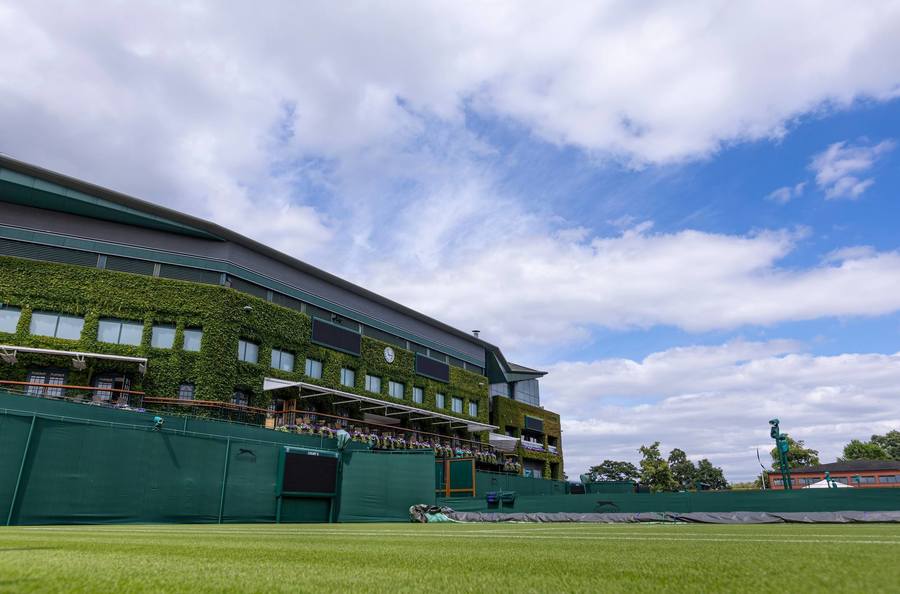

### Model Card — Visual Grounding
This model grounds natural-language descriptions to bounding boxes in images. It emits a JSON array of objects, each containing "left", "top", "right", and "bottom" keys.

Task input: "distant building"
[{"left": 768, "top": 460, "right": 900, "bottom": 489}]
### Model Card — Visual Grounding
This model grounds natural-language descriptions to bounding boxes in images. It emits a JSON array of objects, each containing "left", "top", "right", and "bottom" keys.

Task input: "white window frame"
[
  {"left": 468, "top": 401, "right": 478, "bottom": 417},
  {"left": 271, "top": 348, "right": 295, "bottom": 372},
  {"left": 304, "top": 358, "right": 323, "bottom": 379},
  {"left": 340, "top": 367, "right": 356, "bottom": 388},
  {"left": 388, "top": 381, "right": 404, "bottom": 399},
  {"left": 365, "top": 374, "right": 381, "bottom": 394},
  {"left": 238, "top": 339, "right": 259, "bottom": 363},
  {"left": 435, "top": 392, "right": 445, "bottom": 409},
  {"left": 451, "top": 397, "right": 463, "bottom": 413},
  {"left": 412, "top": 386, "right": 424, "bottom": 404}
]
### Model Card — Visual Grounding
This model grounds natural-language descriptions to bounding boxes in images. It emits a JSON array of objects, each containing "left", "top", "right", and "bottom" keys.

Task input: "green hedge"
[{"left": 0, "top": 256, "right": 489, "bottom": 429}]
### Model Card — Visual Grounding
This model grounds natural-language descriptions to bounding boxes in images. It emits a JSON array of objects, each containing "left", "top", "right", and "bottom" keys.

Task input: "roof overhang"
[
  {"left": 0, "top": 344, "right": 147, "bottom": 374},
  {"left": 263, "top": 378, "right": 497, "bottom": 433}
]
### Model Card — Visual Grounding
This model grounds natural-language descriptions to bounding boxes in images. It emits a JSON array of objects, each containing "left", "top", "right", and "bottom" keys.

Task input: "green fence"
[
  {"left": 475, "top": 471, "right": 569, "bottom": 497},
  {"left": 0, "top": 390, "right": 374, "bottom": 525},
  {"left": 339, "top": 450, "right": 435, "bottom": 522},
  {"left": 441, "top": 488, "right": 900, "bottom": 514}
]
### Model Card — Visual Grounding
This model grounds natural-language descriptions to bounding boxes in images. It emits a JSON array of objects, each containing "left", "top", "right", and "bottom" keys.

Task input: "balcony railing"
[
  {"left": 0, "top": 380, "right": 144, "bottom": 408},
  {"left": 520, "top": 439, "right": 545, "bottom": 452}
]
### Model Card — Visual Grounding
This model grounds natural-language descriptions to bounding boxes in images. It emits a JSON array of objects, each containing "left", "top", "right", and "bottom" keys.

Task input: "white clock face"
[{"left": 384, "top": 347, "right": 395, "bottom": 363}]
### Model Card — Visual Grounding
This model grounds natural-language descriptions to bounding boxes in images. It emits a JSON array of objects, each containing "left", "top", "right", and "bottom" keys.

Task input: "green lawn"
[{"left": 1, "top": 523, "right": 899, "bottom": 593}]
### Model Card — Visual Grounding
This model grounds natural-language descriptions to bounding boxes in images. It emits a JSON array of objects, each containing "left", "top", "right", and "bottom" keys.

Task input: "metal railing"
[{"left": 0, "top": 380, "right": 145, "bottom": 408}]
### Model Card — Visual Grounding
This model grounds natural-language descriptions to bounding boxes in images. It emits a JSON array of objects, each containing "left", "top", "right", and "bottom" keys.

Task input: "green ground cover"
[{"left": 1, "top": 523, "right": 898, "bottom": 593}]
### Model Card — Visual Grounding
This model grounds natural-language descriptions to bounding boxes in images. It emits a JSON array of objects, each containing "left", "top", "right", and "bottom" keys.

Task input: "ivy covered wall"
[
  {"left": 0, "top": 256, "right": 490, "bottom": 429},
  {"left": 491, "top": 394, "right": 564, "bottom": 479}
]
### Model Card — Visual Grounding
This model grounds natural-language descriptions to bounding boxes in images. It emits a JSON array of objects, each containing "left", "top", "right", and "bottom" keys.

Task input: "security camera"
[{"left": 243, "top": 305, "right": 253, "bottom": 313}]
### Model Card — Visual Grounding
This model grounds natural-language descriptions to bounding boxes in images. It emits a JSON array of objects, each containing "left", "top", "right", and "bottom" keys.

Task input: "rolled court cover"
[{"left": 414, "top": 508, "right": 900, "bottom": 524}]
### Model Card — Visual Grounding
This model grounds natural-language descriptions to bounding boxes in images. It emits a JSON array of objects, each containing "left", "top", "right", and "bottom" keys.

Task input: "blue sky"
[{"left": 2, "top": 1, "right": 900, "bottom": 480}]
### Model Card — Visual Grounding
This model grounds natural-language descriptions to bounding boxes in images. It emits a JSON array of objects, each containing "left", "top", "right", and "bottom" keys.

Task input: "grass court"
[{"left": 1, "top": 522, "right": 899, "bottom": 593}]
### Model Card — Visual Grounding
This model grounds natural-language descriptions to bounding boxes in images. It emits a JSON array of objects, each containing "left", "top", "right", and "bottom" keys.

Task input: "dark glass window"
[
  {"left": 513, "top": 379, "right": 540, "bottom": 406},
  {"left": 178, "top": 383, "right": 195, "bottom": 401}
]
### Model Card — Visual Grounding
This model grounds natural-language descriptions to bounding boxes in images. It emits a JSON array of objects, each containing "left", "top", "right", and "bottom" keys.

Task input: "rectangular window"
[
  {"left": 271, "top": 349, "right": 295, "bottom": 372},
  {"left": 451, "top": 397, "right": 463, "bottom": 413},
  {"left": 26, "top": 370, "right": 66, "bottom": 398},
  {"left": 340, "top": 367, "right": 356, "bottom": 388},
  {"left": 879, "top": 475, "right": 898, "bottom": 483},
  {"left": 30, "top": 311, "right": 84, "bottom": 340},
  {"left": 232, "top": 389, "right": 249, "bottom": 407},
  {"left": 151, "top": 325, "right": 176, "bottom": 349},
  {"left": 237, "top": 339, "right": 259, "bottom": 363},
  {"left": 859, "top": 475, "right": 877, "bottom": 484},
  {"left": 178, "top": 383, "right": 195, "bottom": 400},
  {"left": 305, "top": 358, "right": 323, "bottom": 379},
  {"left": 97, "top": 318, "right": 143, "bottom": 346},
  {"left": 365, "top": 374, "right": 381, "bottom": 394},
  {"left": 468, "top": 401, "right": 478, "bottom": 417},
  {"left": 0, "top": 306, "right": 21, "bottom": 333},
  {"left": 388, "top": 381, "right": 404, "bottom": 399},
  {"left": 412, "top": 387, "right": 424, "bottom": 404},
  {"left": 435, "top": 392, "right": 445, "bottom": 408},
  {"left": 182, "top": 328, "right": 203, "bottom": 352}
]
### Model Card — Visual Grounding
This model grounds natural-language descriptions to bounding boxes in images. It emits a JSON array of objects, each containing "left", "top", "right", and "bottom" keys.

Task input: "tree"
[
  {"left": 695, "top": 458, "right": 729, "bottom": 490},
  {"left": 840, "top": 439, "right": 889, "bottom": 461},
  {"left": 770, "top": 436, "right": 819, "bottom": 471},
  {"left": 587, "top": 460, "right": 640, "bottom": 482},
  {"left": 870, "top": 430, "right": 900, "bottom": 459},
  {"left": 639, "top": 442, "right": 677, "bottom": 492},
  {"left": 667, "top": 448, "right": 697, "bottom": 491}
]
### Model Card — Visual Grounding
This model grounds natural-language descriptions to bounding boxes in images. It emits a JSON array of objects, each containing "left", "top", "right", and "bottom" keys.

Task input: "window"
[
  {"left": 232, "top": 389, "right": 249, "bottom": 407},
  {"left": 388, "top": 381, "right": 404, "bottom": 399},
  {"left": 183, "top": 328, "right": 203, "bottom": 352},
  {"left": 178, "top": 383, "right": 195, "bottom": 401},
  {"left": 412, "top": 387, "right": 424, "bottom": 404},
  {"left": 237, "top": 339, "right": 259, "bottom": 363},
  {"left": 340, "top": 367, "right": 356, "bottom": 388},
  {"left": 365, "top": 374, "right": 381, "bottom": 393},
  {"left": 151, "top": 325, "right": 176, "bottom": 349},
  {"left": 435, "top": 392, "right": 445, "bottom": 408},
  {"left": 832, "top": 477, "right": 849, "bottom": 484},
  {"left": 859, "top": 475, "right": 877, "bottom": 484},
  {"left": 800, "top": 477, "right": 821, "bottom": 485},
  {"left": 513, "top": 379, "right": 540, "bottom": 406},
  {"left": 489, "top": 383, "right": 509, "bottom": 398},
  {"left": 271, "top": 349, "right": 295, "bottom": 372},
  {"left": 305, "top": 358, "right": 323, "bottom": 379},
  {"left": 26, "top": 370, "right": 66, "bottom": 397},
  {"left": 772, "top": 479, "right": 783, "bottom": 486},
  {"left": 451, "top": 397, "right": 463, "bottom": 413},
  {"left": 879, "top": 475, "right": 898, "bottom": 484},
  {"left": 468, "top": 401, "right": 478, "bottom": 417},
  {"left": 0, "top": 306, "right": 21, "bottom": 333},
  {"left": 94, "top": 374, "right": 131, "bottom": 403},
  {"left": 98, "top": 318, "right": 143, "bottom": 346},
  {"left": 29, "top": 311, "right": 84, "bottom": 340}
]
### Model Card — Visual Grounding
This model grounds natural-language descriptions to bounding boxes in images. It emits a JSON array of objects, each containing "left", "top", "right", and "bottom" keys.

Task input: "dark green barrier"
[
  {"left": 338, "top": 450, "right": 435, "bottom": 522},
  {"left": 475, "top": 471, "right": 568, "bottom": 497},
  {"left": 441, "top": 488, "right": 900, "bottom": 514}
]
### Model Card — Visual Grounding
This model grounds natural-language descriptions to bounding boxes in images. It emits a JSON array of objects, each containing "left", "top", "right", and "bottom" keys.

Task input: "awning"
[
  {"left": 0, "top": 344, "right": 148, "bottom": 374},
  {"left": 263, "top": 377, "right": 497, "bottom": 433},
  {"left": 488, "top": 432, "right": 519, "bottom": 453}
]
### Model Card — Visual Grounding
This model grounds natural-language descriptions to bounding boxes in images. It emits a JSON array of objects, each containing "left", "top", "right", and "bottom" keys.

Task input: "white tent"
[{"left": 803, "top": 479, "right": 852, "bottom": 489}]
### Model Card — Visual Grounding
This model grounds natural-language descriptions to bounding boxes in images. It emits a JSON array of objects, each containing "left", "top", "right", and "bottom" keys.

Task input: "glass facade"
[
  {"left": 489, "top": 383, "right": 509, "bottom": 397},
  {"left": 513, "top": 379, "right": 540, "bottom": 406}
]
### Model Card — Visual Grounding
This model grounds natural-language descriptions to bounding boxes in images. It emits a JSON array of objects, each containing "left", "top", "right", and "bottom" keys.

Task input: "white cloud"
[
  {"left": 765, "top": 181, "right": 806, "bottom": 204},
  {"left": 540, "top": 341, "right": 900, "bottom": 480},
  {"left": 810, "top": 139, "right": 896, "bottom": 199},
  {"left": 362, "top": 205, "right": 900, "bottom": 353}
]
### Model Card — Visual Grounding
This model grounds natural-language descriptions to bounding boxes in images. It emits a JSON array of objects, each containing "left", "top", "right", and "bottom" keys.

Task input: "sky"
[{"left": 2, "top": 1, "right": 900, "bottom": 481}]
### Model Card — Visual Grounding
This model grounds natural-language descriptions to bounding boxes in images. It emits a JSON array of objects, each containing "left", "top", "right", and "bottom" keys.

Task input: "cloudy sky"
[{"left": 2, "top": 1, "right": 900, "bottom": 480}]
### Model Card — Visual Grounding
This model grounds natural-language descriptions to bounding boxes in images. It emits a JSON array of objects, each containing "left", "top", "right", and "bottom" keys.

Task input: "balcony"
[{"left": 520, "top": 439, "right": 545, "bottom": 452}]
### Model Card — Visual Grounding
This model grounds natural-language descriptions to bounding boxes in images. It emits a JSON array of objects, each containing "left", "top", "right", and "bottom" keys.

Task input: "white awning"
[
  {"left": 488, "top": 432, "right": 519, "bottom": 452},
  {"left": 0, "top": 344, "right": 148, "bottom": 374},
  {"left": 263, "top": 377, "right": 497, "bottom": 433}
]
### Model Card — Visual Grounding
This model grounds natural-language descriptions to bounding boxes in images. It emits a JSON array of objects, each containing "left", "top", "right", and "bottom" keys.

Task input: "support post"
[
  {"left": 7, "top": 415, "right": 37, "bottom": 526},
  {"left": 217, "top": 438, "right": 231, "bottom": 524}
]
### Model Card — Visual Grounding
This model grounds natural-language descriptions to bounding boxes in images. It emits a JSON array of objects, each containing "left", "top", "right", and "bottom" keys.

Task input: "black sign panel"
[
  {"left": 416, "top": 353, "right": 450, "bottom": 383},
  {"left": 311, "top": 318, "right": 361, "bottom": 356},
  {"left": 282, "top": 451, "right": 338, "bottom": 494},
  {"left": 524, "top": 415, "right": 544, "bottom": 434}
]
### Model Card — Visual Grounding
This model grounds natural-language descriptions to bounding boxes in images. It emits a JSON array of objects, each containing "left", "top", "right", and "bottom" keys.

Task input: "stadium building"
[{"left": 0, "top": 155, "right": 563, "bottom": 480}]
